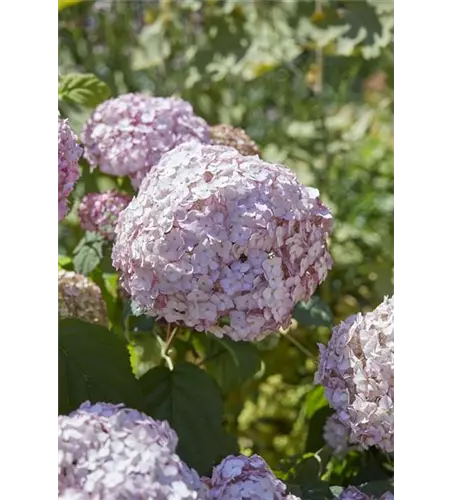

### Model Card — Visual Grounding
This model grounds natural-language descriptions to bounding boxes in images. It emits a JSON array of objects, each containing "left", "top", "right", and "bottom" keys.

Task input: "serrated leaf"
[
  {"left": 194, "top": 334, "right": 261, "bottom": 393},
  {"left": 73, "top": 232, "right": 104, "bottom": 276},
  {"left": 293, "top": 296, "right": 333, "bottom": 327},
  {"left": 58, "top": 319, "right": 142, "bottom": 415},
  {"left": 59, "top": 73, "right": 111, "bottom": 108},
  {"left": 139, "top": 362, "right": 238, "bottom": 475}
]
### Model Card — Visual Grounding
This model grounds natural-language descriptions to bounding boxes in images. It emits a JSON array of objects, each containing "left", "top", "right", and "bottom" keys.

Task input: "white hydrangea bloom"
[
  {"left": 113, "top": 141, "right": 333, "bottom": 341},
  {"left": 205, "top": 454, "right": 301, "bottom": 500},
  {"left": 58, "top": 401, "right": 208, "bottom": 499},
  {"left": 315, "top": 296, "right": 394, "bottom": 452}
]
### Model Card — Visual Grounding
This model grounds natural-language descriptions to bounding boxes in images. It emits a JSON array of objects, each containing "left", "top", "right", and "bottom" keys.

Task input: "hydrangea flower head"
[
  {"left": 78, "top": 190, "right": 132, "bottom": 240},
  {"left": 58, "top": 270, "right": 108, "bottom": 327},
  {"left": 59, "top": 401, "right": 208, "bottom": 499},
  {"left": 315, "top": 296, "right": 394, "bottom": 452},
  {"left": 81, "top": 93, "right": 210, "bottom": 188},
  {"left": 59, "top": 117, "right": 82, "bottom": 221},
  {"left": 209, "top": 124, "right": 261, "bottom": 157},
  {"left": 112, "top": 141, "right": 333, "bottom": 341},
  {"left": 206, "top": 454, "right": 300, "bottom": 500}
]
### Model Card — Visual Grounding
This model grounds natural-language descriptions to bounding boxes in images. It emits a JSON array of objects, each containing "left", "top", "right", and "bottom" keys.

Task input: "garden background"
[{"left": 58, "top": 0, "right": 394, "bottom": 494}]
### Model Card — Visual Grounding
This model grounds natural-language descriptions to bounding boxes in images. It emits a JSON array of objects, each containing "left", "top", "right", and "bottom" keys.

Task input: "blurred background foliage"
[{"left": 59, "top": 0, "right": 393, "bottom": 486}]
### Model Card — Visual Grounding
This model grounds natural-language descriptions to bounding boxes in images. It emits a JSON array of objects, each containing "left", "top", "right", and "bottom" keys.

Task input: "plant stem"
[
  {"left": 284, "top": 332, "right": 316, "bottom": 359},
  {"left": 164, "top": 325, "right": 178, "bottom": 356}
]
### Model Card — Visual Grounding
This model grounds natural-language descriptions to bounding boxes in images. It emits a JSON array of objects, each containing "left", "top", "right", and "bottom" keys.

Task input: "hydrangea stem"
[
  {"left": 164, "top": 324, "right": 178, "bottom": 357},
  {"left": 283, "top": 331, "right": 316, "bottom": 359}
]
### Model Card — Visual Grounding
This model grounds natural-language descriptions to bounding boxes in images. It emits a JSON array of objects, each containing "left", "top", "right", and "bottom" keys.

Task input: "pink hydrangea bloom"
[
  {"left": 315, "top": 296, "right": 394, "bottom": 453},
  {"left": 59, "top": 401, "right": 208, "bottom": 499},
  {"left": 205, "top": 454, "right": 300, "bottom": 500},
  {"left": 59, "top": 117, "right": 82, "bottom": 221},
  {"left": 81, "top": 93, "right": 210, "bottom": 187},
  {"left": 112, "top": 141, "right": 333, "bottom": 341},
  {"left": 338, "top": 486, "right": 394, "bottom": 500},
  {"left": 78, "top": 190, "right": 132, "bottom": 240}
]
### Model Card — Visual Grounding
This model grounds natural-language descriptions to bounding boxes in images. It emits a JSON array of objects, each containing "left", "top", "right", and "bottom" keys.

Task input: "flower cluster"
[
  {"left": 58, "top": 401, "right": 208, "bottom": 499},
  {"left": 58, "top": 270, "right": 108, "bottom": 327},
  {"left": 78, "top": 190, "right": 132, "bottom": 240},
  {"left": 112, "top": 141, "right": 333, "bottom": 341},
  {"left": 338, "top": 486, "right": 394, "bottom": 500},
  {"left": 205, "top": 454, "right": 300, "bottom": 500},
  {"left": 323, "top": 413, "right": 362, "bottom": 457},
  {"left": 209, "top": 124, "right": 261, "bottom": 157},
  {"left": 59, "top": 117, "right": 82, "bottom": 221},
  {"left": 81, "top": 93, "right": 211, "bottom": 189},
  {"left": 315, "top": 296, "right": 394, "bottom": 452}
]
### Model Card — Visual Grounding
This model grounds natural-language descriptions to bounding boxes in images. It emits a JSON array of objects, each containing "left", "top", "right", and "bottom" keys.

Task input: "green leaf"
[
  {"left": 298, "top": 480, "right": 335, "bottom": 500},
  {"left": 58, "top": 255, "right": 72, "bottom": 270},
  {"left": 302, "top": 386, "right": 332, "bottom": 453},
  {"left": 194, "top": 334, "right": 261, "bottom": 393},
  {"left": 73, "top": 232, "right": 104, "bottom": 276},
  {"left": 58, "top": 73, "right": 111, "bottom": 108},
  {"left": 122, "top": 299, "right": 156, "bottom": 335},
  {"left": 59, "top": 318, "right": 142, "bottom": 415},
  {"left": 305, "top": 406, "right": 332, "bottom": 453},
  {"left": 353, "top": 449, "right": 393, "bottom": 485},
  {"left": 292, "top": 453, "right": 322, "bottom": 483},
  {"left": 139, "top": 362, "right": 238, "bottom": 475},
  {"left": 128, "top": 332, "right": 162, "bottom": 378},
  {"left": 304, "top": 385, "right": 329, "bottom": 420},
  {"left": 91, "top": 269, "right": 118, "bottom": 329},
  {"left": 286, "top": 448, "right": 332, "bottom": 485},
  {"left": 129, "top": 315, "right": 156, "bottom": 334},
  {"left": 285, "top": 484, "right": 304, "bottom": 497},
  {"left": 359, "top": 479, "right": 394, "bottom": 496},
  {"left": 254, "top": 332, "right": 280, "bottom": 351},
  {"left": 293, "top": 296, "right": 334, "bottom": 328}
]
